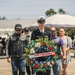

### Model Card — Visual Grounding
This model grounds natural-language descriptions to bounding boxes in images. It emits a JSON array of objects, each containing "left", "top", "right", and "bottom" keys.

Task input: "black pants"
[
  {"left": 36, "top": 70, "right": 50, "bottom": 75},
  {"left": 26, "top": 64, "right": 35, "bottom": 75}
]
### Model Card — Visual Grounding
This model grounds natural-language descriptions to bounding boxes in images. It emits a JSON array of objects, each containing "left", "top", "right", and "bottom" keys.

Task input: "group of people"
[
  {"left": 7, "top": 17, "right": 72, "bottom": 75},
  {"left": 0, "top": 37, "right": 6, "bottom": 55}
]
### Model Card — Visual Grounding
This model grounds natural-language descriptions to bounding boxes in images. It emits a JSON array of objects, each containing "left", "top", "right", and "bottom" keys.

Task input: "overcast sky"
[{"left": 0, "top": 0, "right": 75, "bottom": 19}]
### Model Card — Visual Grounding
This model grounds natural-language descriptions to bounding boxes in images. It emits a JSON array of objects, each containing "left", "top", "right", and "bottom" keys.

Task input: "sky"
[{"left": 0, "top": 0, "right": 75, "bottom": 19}]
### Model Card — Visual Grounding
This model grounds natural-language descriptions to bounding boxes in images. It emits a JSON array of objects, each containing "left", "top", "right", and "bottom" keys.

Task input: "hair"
[
  {"left": 59, "top": 28, "right": 65, "bottom": 34},
  {"left": 50, "top": 27, "right": 56, "bottom": 31}
]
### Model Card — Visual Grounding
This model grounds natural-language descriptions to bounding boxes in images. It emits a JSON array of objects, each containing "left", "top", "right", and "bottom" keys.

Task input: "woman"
[{"left": 59, "top": 28, "right": 72, "bottom": 75}]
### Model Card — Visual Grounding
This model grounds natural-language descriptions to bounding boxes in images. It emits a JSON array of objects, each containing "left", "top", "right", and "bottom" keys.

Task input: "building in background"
[{"left": 0, "top": 19, "right": 36, "bottom": 38}]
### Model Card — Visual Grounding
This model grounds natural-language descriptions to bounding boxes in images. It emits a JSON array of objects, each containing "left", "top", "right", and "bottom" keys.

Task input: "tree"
[
  {"left": 45, "top": 8, "right": 67, "bottom": 17},
  {"left": 45, "top": 8, "right": 57, "bottom": 17},
  {"left": 2, "top": 16, "right": 6, "bottom": 20},
  {"left": 0, "top": 16, "right": 7, "bottom": 20},
  {"left": 58, "top": 8, "right": 66, "bottom": 14},
  {"left": 0, "top": 17, "right": 1, "bottom": 20}
]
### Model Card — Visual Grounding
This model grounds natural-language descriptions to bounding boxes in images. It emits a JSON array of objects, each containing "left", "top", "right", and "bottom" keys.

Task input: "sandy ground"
[{"left": 0, "top": 58, "right": 75, "bottom": 75}]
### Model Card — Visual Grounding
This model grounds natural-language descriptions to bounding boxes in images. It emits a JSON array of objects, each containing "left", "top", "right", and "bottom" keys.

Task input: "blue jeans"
[
  {"left": 11, "top": 58, "right": 26, "bottom": 75},
  {"left": 52, "top": 58, "right": 61, "bottom": 75},
  {"left": 74, "top": 52, "right": 75, "bottom": 58}
]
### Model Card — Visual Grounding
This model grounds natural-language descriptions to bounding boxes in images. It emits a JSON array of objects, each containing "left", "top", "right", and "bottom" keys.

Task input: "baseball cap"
[
  {"left": 15, "top": 24, "right": 22, "bottom": 31},
  {"left": 24, "top": 27, "right": 29, "bottom": 32}
]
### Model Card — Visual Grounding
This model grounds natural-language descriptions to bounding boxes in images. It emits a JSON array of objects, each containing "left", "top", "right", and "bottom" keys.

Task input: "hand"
[
  {"left": 63, "top": 56, "right": 66, "bottom": 60},
  {"left": 61, "top": 52, "right": 63, "bottom": 56},
  {"left": 7, "top": 57, "right": 11, "bottom": 63}
]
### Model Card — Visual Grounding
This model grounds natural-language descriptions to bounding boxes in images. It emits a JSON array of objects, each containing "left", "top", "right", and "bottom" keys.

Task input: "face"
[
  {"left": 52, "top": 30, "right": 56, "bottom": 36},
  {"left": 24, "top": 30, "right": 29, "bottom": 34},
  {"left": 38, "top": 23, "right": 45, "bottom": 29},
  {"left": 15, "top": 30, "right": 22, "bottom": 34},
  {"left": 59, "top": 28, "right": 65, "bottom": 36},
  {"left": 50, "top": 27, "right": 56, "bottom": 36}
]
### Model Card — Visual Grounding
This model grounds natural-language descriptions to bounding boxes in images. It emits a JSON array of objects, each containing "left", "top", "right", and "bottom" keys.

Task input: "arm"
[
  {"left": 65, "top": 48, "right": 69, "bottom": 51},
  {"left": 66, "top": 37, "right": 72, "bottom": 51},
  {"left": 31, "top": 31, "right": 35, "bottom": 40},
  {"left": 59, "top": 38, "right": 66, "bottom": 59},
  {"left": 8, "top": 38, "right": 12, "bottom": 58},
  {"left": 61, "top": 46, "right": 66, "bottom": 59},
  {"left": 48, "top": 32, "right": 52, "bottom": 40},
  {"left": 7, "top": 37, "right": 12, "bottom": 63},
  {"left": 25, "top": 34, "right": 31, "bottom": 45}
]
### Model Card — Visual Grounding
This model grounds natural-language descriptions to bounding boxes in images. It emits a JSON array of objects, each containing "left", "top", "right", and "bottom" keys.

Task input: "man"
[
  {"left": 50, "top": 27, "right": 65, "bottom": 75},
  {"left": 23, "top": 27, "right": 35, "bottom": 75},
  {"left": 23, "top": 27, "right": 31, "bottom": 45},
  {"left": 50, "top": 27, "right": 57, "bottom": 40},
  {"left": 31, "top": 17, "right": 50, "bottom": 75},
  {"left": 7, "top": 24, "right": 26, "bottom": 75},
  {"left": 23, "top": 27, "right": 31, "bottom": 75},
  {"left": 1, "top": 38, "right": 6, "bottom": 54},
  {"left": 0, "top": 37, "right": 2, "bottom": 55}
]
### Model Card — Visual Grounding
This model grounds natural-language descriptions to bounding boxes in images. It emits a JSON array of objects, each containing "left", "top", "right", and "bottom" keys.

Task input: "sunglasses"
[
  {"left": 51, "top": 30, "right": 56, "bottom": 32},
  {"left": 24, "top": 30, "right": 29, "bottom": 32},
  {"left": 59, "top": 30, "right": 64, "bottom": 32},
  {"left": 16, "top": 30, "right": 21, "bottom": 31}
]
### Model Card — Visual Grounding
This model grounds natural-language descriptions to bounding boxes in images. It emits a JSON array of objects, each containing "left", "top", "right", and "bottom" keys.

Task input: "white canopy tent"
[{"left": 31, "top": 14, "right": 75, "bottom": 27}]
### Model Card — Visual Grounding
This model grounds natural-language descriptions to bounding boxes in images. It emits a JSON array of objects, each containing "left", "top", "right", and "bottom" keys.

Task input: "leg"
[
  {"left": 45, "top": 70, "right": 50, "bottom": 75},
  {"left": 36, "top": 71, "right": 43, "bottom": 75},
  {"left": 32, "top": 68, "right": 35, "bottom": 75},
  {"left": 26, "top": 64, "right": 35, "bottom": 75},
  {"left": 0, "top": 48, "right": 2, "bottom": 55},
  {"left": 18, "top": 59, "right": 26, "bottom": 75},
  {"left": 26, "top": 64, "right": 31, "bottom": 75},
  {"left": 11, "top": 59, "right": 18, "bottom": 75},
  {"left": 62, "top": 64, "right": 68, "bottom": 75},
  {"left": 36, "top": 70, "right": 50, "bottom": 75},
  {"left": 52, "top": 58, "right": 61, "bottom": 75},
  {"left": 62, "top": 47, "right": 66, "bottom": 60},
  {"left": 59, "top": 63, "right": 62, "bottom": 75},
  {"left": 74, "top": 51, "right": 75, "bottom": 58}
]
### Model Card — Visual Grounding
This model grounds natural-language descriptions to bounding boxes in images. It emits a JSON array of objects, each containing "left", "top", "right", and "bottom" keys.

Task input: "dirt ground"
[{"left": 0, "top": 58, "right": 75, "bottom": 75}]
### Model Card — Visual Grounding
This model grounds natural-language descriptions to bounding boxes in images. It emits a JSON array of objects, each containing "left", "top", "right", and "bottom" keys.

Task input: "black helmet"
[{"left": 15, "top": 24, "right": 22, "bottom": 31}]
